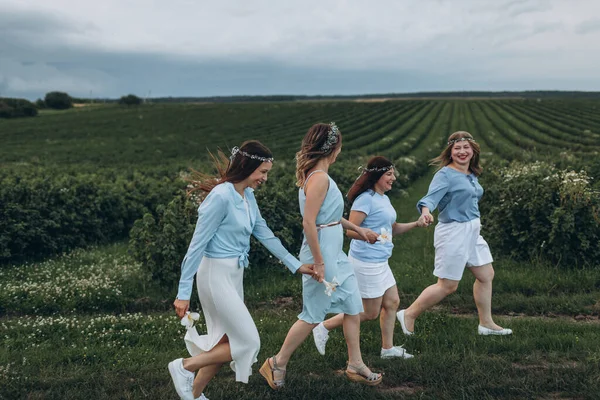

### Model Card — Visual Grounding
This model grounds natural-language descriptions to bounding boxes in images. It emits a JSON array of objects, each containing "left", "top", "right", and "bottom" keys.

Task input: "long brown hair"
[
  {"left": 430, "top": 131, "right": 482, "bottom": 176},
  {"left": 295, "top": 123, "right": 342, "bottom": 187},
  {"left": 347, "top": 156, "right": 394, "bottom": 204},
  {"left": 188, "top": 140, "right": 273, "bottom": 196}
]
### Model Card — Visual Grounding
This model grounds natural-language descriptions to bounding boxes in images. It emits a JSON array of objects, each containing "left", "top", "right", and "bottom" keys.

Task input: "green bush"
[
  {"left": 0, "top": 167, "right": 180, "bottom": 264},
  {"left": 480, "top": 161, "right": 600, "bottom": 267},
  {"left": 44, "top": 91, "right": 73, "bottom": 110},
  {"left": 0, "top": 98, "right": 38, "bottom": 118},
  {"left": 119, "top": 94, "right": 142, "bottom": 106}
]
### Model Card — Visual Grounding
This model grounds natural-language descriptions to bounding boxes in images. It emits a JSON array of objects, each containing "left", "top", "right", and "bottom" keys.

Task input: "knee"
[
  {"left": 382, "top": 295, "right": 400, "bottom": 312},
  {"left": 441, "top": 281, "right": 459, "bottom": 295},
  {"left": 476, "top": 265, "right": 495, "bottom": 284},
  {"left": 363, "top": 309, "right": 380, "bottom": 321}
]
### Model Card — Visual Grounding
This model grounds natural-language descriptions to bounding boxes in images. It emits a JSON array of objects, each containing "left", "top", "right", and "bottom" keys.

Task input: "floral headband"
[
  {"left": 357, "top": 165, "right": 395, "bottom": 174},
  {"left": 321, "top": 122, "right": 340, "bottom": 152},
  {"left": 230, "top": 146, "right": 274, "bottom": 163},
  {"left": 448, "top": 137, "right": 476, "bottom": 146}
]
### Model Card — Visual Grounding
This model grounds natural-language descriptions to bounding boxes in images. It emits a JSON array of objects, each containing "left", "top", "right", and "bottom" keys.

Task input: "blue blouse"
[
  {"left": 417, "top": 166, "right": 483, "bottom": 223},
  {"left": 177, "top": 182, "right": 302, "bottom": 300},
  {"left": 349, "top": 190, "right": 396, "bottom": 263}
]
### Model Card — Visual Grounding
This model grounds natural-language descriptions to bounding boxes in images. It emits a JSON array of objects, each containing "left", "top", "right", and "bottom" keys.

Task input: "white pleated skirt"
[
  {"left": 349, "top": 255, "right": 397, "bottom": 299},
  {"left": 184, "top": 257, "right": 259, "bottom": 383}
]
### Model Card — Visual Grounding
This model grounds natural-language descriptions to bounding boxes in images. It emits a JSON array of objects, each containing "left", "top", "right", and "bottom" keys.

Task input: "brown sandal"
[
  {"left": 345, "top": 362, "right": 382, "bottom": 386},
  {"left": 259, "top": 356, "right": 286, "bottom": 390}
]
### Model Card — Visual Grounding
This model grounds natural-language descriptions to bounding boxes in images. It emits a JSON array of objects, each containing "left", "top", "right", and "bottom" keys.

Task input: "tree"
[
  {"left": 35, "top": 99, "right": 46, "bottom": 109},
  {"left": 119, "top": 94, "right": 142, "bottom": 106},
  {"left": 44, "top": 91, "right": 73, "bottom": 110}
]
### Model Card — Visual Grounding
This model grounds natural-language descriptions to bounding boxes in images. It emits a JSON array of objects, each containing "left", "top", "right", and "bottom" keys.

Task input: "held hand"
[
  {"left": 365, "top": 229, "right": 379, "bottom": 244},
  {"left": 298, "top": 263, "right": 315, "bottom": 277},
  {"left": 421, "top": 211, "right": 434, "bottom": 226},
  {"left": 357, "top": 227, "right": 375, "bottom": 244},
  {"left": 173, "top": 298, "right": 190, "bottom": 319},
  {"left": 313, "top": 262, "right": 325, "bottom": 283},
  {"left": 416, "top": 215, "right": 428, "bottom": 228}
]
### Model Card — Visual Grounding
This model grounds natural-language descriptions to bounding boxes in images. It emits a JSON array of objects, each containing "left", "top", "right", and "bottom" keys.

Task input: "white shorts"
[
  {"left": 433, "top": 218, "right": 493, "bottom": 281},
  {"left": 349, "top": 255, "right": 397, "bottom": 299}
]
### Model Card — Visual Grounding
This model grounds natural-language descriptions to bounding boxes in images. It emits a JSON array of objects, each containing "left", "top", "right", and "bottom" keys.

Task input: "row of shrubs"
[
  {"left": 0, "top": 98, "right": 38, "bottom": 118},
  {"left": 0, "top": 166, "right": 181, "bottom": 264},
  {"left": 130, "top": 157, "right": 599, "bottom": 290}
]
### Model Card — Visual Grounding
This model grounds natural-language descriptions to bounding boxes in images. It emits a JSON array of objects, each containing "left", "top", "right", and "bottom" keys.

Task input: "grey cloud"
[{"left": 575, "top": 19, "right": 600, "bottom": 34}]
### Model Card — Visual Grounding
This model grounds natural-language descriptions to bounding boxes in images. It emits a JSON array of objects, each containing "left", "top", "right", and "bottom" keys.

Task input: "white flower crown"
[
  {"left": 230, "top": 146, "right": 274, "bottom": 163},
  {"left": 448, "top": 137, "right": 475, "bottom": 146},
  {"left": 321, "top": 122, "right": 340, "bottom": 152}
]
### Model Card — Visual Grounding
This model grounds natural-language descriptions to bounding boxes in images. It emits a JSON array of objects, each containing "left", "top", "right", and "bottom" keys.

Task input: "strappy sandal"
[
  {"left": 345, "top": 362, "right": 383, "bottom": 386},
  {"left": 259, "top": 356, "right": 286, "bottom": 390}
]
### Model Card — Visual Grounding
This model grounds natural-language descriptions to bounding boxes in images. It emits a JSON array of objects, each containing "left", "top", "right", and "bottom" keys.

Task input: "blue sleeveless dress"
[{"left": 298, "top": 171, "right": 364, "bottom": 323}]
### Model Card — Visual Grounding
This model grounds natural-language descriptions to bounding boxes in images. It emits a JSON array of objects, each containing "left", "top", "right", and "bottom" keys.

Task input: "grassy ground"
[{"left": 1, "top": 173, "right": 599, "bottom": 399}]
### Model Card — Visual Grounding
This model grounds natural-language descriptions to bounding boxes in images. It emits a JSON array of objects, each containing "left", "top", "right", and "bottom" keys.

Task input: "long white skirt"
[{"left": 184, "top": 257, "right": 259, "bottom": 383}]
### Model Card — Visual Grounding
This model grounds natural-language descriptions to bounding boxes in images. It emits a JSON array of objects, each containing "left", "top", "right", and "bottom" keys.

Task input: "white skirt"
[
  {"left": 349, "top": 255, "right": 396, "bottom": 299},
  {"left": 184, "top": 257, "right": 259, "bottom": 383}
]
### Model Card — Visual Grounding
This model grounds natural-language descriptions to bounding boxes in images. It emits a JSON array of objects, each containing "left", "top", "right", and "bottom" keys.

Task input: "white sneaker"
[
  {"left": 478, "top": 325, "right": 513, "bottom": 336},
  {"left": 312, "top": 322, "right": 329, "bottom": 356},
  {"left": 396, "top": 309, "right": 414, "bottom": 336},
  {"left": 196, "top": 394, "right": 209, "bottom": 400},
  {"left": 381, "top": 345, "right": 414, "bottom": 359},
  {"left": 168, "top": 358, "right": 195, "bottom": 400}
]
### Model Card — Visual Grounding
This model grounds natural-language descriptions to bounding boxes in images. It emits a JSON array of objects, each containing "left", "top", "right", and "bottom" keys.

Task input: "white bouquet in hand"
[
  {"left": 180, "top": 311, "right": 200, "bottom": 329},
  {"left": 377, "top": 227, "right": 392, "bottom": 244},
  {"left": 323, "top": 277, "right": 340, "bottom": 297}
]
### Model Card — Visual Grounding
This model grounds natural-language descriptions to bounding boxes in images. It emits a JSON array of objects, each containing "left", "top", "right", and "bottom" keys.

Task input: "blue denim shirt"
[
  {"left": 417, "top": 166, "right": 483, "bottom": 223},
  {"left": 177, "top": 182, "right": 302, "bottom": 300}
]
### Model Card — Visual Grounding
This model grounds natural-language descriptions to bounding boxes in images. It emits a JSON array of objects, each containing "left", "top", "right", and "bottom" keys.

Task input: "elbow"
[{"left": 302, "top": 219, "right": 315, "bottom": 231}]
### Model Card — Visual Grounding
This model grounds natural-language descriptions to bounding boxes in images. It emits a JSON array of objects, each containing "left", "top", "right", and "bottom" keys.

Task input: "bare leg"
[
  {"left": 343, "top": 314, "right": 377, "bottom": 376},
  {"left": 323, "top": 297, "right": 382, "bottom": 331},
  {"left": 192, "top": 364, "right": 222, "bottom": 398},
  {"left": 273, "top": 320, "right": 317, "bottom": 371},
  {"left": 404, "top": 278, "right": 459, "bottom": 332},
  {"left": 470, "top": 264, "right": 504, "bottom": 330},
  {"left": 183, "top": 335, "right": 232, "bottom": 371},
  {"left": 379, "top": 286, "right": 400, "bottom": 349}
]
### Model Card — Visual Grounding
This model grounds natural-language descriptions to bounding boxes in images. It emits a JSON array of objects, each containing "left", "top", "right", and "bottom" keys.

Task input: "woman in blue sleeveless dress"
[{"left": 260, "top": 123, "right": 383, "bottom": 389}]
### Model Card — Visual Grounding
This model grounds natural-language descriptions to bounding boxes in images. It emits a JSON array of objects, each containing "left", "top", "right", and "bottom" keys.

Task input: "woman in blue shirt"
[
  {"left": 311, "top": 156, "right": 425, "bottom": 359},
  {"left": 168, "top": 140, "right": 315, "bottom": 400},
  {"left": 260, "top": 123, "right": 383, "bottom": 388},
  {"left": 397, "top": 131, "right": 512, "bottom": 337}
]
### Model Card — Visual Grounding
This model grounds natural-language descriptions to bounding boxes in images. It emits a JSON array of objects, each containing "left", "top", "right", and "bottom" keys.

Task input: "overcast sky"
[{"left": 1, "top": 0, "right": 600, "bottom": 99}]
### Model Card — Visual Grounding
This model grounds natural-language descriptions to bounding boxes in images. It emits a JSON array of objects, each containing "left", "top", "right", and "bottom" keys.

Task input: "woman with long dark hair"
[
  {"left": 312, "top": 156, "right": 425, "bottom": 359},
  {"left": 397, "top": 131, "right": 512, "bottom": 337},
  {"left": 168, "top": 140, "right": 315, "bottom": 400},
  {"left": 260, "top": 123, "right": 383, "bottom": 389}
]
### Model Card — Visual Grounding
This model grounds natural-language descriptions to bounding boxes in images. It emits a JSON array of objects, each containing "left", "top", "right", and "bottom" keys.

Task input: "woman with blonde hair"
[
  {"left": 397, "top": 131, "right": 512, "bottom": 337},
  {"left": 168, "top": 140, "right": 316, "bottom": 400},
  {"left": 260, "top": 123, "right": 383, "bottom": 389}
]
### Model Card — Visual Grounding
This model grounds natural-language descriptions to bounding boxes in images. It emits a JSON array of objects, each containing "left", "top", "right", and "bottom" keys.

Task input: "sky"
[{"left": 1, "top": 0, "right": 600, "bottom": 100}]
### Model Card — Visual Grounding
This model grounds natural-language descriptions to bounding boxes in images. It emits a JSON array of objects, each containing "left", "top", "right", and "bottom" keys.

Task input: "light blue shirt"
[
  {"left": 177, "top": 182, "right": 302, "bottom": 300},
  {"left": 417, "top": 166, "right": 483, "bottom": 223},
  {"left": 349, "top": 190, "right": 396, "bottom": 263}
]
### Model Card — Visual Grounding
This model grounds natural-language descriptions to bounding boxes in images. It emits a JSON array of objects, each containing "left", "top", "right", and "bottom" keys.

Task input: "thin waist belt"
[{"left": 316, "top": 221, "right": 341, "bottom": 231}]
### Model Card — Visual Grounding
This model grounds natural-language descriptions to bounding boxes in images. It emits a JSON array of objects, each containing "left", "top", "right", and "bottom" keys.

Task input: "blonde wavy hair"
[
  {"left": 295, "top": 123, "right": 342, "bottom": 187},
  {"left": 430, "top": 131, "right": 483, "bottom": 176}
]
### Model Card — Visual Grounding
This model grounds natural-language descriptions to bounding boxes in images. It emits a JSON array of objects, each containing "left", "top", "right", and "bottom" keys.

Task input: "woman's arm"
[
  {"left": 174, "top": 191, "right": 226, "bottom": 317},
  {"left": 302, "top": 173, "right": 329, "bottom": 282},
  {"left": 346, "top": 211, "right": 378, "bottom": 243},
  {"left": 392, "top": 219, "right": 426, "bottom": 236},
  {"left": 251, "top": 196, "right": 315, "bottom": 278}
]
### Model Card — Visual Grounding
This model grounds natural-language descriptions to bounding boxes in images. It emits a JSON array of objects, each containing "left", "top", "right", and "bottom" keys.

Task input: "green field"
[{"left": 1, "top": 99, "right": 599, "bottom": 399}]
